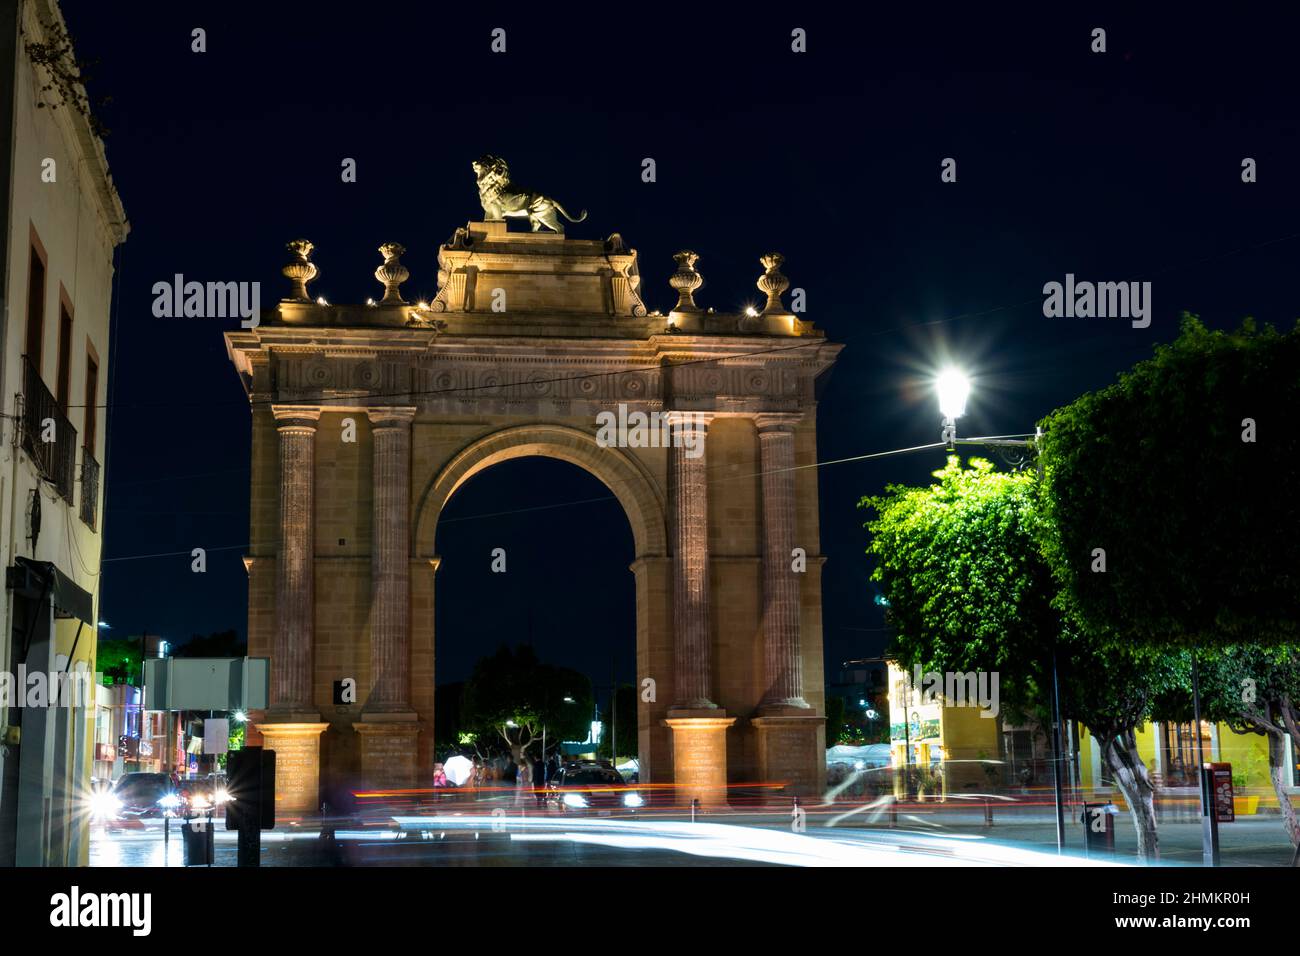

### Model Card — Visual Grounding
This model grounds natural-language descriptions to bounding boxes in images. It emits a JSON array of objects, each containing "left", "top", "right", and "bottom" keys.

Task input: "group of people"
[{"left": 430, "top": 754, "right": 564, "bottom": 807}]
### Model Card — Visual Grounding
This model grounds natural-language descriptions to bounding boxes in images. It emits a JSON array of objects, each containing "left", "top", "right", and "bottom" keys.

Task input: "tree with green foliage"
[
  {"left": 862, "top": 458, "right": 1058, "bottom": 717},
  {"left": 460, "top": 645, "right": 593, "bottom": 763},
  {"left": 861, "top": 456, "right": 1185, "bottom": 861},
  {"left": 1174, "top": 646, "right": 1300, "bottom": 851},
  {"left": 96, "top": 638, "right": 142, "bottom": 685},
  {"left": 1038, "top": 314, "right": 1300, "bottom": 651}
]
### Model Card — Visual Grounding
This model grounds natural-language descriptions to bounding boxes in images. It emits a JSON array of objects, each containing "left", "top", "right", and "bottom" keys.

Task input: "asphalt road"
[{"left": 87, "top": 804, "right": 1298, "bottom": 867}]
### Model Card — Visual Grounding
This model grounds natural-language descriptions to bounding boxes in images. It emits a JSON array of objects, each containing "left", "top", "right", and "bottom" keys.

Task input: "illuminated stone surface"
[
  {"left": 757, "top": 414, "right": 807, "bottom": 710},
  {"left": 227, "top": 219, "right": 841, "bottom": 810},
  {"left": 752, "top": 713, "right": 824, "bottom": 799},
  {"left": 254, "top": 722, "right": 329, "bottom": 815},
  {"left": 355, "top": 718, "right": 422, "bottom": 789},
  {"left": 663, "top": 716, "right": 737, "bottom": 807}
]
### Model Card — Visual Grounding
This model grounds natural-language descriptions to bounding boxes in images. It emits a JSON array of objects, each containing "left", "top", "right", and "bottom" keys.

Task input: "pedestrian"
[{"left": 515, "top": 754, "right": 533, "bottom": 807}]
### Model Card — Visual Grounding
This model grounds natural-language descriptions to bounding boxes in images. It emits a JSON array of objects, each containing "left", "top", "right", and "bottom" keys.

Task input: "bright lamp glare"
[
  {"left": 89, "top": 791, "right": 121, "bottom": 822},
  {"left": 936, "top": 368, "right": 971, "bottom": 420}
]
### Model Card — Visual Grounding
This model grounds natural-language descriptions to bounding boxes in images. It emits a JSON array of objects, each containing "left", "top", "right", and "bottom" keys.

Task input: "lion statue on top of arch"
[{"left": 471, "top": 154, "right": 588, "bottom": 233}]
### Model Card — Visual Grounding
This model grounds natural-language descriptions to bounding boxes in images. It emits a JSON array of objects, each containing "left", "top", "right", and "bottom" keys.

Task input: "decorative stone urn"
[
  {"left": 375, "top": 242, "right": 409, "bottom": 305},
  {"left": 669, "top": 250, "right": 703, "bottom": 312},
  {"left": 757, "top": 252, "right": 789, "bottom": 313},
  {"left": 283, "top": 239, "right": 318, "bottom": 301}
]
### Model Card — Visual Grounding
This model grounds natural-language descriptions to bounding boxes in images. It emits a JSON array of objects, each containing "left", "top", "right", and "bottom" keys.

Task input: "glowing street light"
[
  {"left": 935, "top": 367, "right": 971, "bottom": 421},
  {"left": 935, "top": 368, "right": 971, "bottom": 449}
]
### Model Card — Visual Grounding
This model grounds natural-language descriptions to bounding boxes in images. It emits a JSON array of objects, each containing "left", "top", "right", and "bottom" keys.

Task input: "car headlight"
[
  {"left": 562, "top": 792, "right": 589, "bottom": 809},
  {"left": 622, "top": 792, "right": 644, "bottom": 808},
  {"left": 214, "top": 788, "right": 232, "bottom": 805},
  {"left": 90, "top": 792, "right": 122, "bottom": 821},
  {"left": 158, "top": 793, "right": 181, "bottom": 810}
]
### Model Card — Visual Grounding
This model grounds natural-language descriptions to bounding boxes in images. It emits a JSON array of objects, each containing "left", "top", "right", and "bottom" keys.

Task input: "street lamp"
[{"left": 935, "top": 367, "right": 971, "bottom": 446}]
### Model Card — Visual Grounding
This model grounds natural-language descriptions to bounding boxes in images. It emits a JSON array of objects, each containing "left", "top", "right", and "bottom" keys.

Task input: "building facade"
[
  {"left": 227, "top": 218, "right": 842, "bottom": 812},
  {"left": 886, "top": 662, "right": 1297, "bottom": 814},
  {"left": 0, "top": 0, "right": 127, "bottom": 865}
]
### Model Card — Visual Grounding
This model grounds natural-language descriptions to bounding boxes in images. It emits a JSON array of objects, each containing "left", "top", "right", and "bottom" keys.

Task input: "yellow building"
[
  {"left": 886, "top": 663, "right": 1296, "bottom": 812},
  {"left": 1077, "top": 720, "right": 1291, "bottom": 814},
  {"left": 886, "top": 661, "right": 1001, "bottom": 797}
]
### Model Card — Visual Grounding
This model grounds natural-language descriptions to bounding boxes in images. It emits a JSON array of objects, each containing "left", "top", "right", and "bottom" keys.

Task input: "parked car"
[
  {"left": 175, "top": 772, "right": 229, "bottom": 817},
  {"left": 545, "top": 761, "right": 644, "bottom": 814},
  {"left": 101, "top": 772, "right": 179, "bottom": 827}
]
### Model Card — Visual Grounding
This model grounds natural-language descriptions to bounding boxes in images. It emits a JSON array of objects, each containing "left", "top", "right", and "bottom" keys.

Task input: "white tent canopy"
[{"left": 826, "top": 744, "right": 892, "bottom": 768}]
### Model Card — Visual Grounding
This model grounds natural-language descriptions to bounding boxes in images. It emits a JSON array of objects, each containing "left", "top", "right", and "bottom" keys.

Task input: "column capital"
[
  {"left": 272, "top": 404, "right": 322, "bottom": 431},
  {"left": 366, "top": 406, "right": 417, "bottom": 428},
  {"left": 663, "top": 410, "right": 715, "bottom": 429},
  {"left": 753, "top": 412, "right": 802, "bottom": 434}
]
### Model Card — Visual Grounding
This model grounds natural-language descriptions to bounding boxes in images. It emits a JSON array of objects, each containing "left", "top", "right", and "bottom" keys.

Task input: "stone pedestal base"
[
  {"left": 254, "top": 721, "right": 329, "bottom": 816},
  {"left": 663, "top": 714, "right": 736, "bottom": 808},
  {"left": 752, "top": 713, "right": 824, "bottom": 800},
  {"left": 355, "top": 714, "right": 422, "bottom": 790}
]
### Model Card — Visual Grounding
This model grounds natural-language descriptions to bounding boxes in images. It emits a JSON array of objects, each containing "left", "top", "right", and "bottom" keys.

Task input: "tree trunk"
[
  {"left": 1104, "top": 728, "right": 1159, "bottom": 863},
  {"left": 1266, "top": 731, "right": 1300, "bottom": 848}
]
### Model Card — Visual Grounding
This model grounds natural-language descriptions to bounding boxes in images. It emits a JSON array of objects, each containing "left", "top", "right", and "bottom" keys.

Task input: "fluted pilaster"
[
  {"left": 366, "top": 407, "right": 417, "bottom": 712},
  {"left": 667, "top": 412, "right": 716, "bottom": 710},
  {"left": 271, "top": 405, "right": 320, "bottom": 715},
  {"left": 756, "top": 414, "right": 808, "bottom": 709}
]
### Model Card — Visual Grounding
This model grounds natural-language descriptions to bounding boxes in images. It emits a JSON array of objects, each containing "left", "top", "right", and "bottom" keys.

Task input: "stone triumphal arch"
[{"left": 225, "top": 211, "right": 842, "bottom": 814}]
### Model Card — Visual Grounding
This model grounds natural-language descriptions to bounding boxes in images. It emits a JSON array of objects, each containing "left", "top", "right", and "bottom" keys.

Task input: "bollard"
[
  {"left": 690, "top": 797, "right": 699, "bottom": 822},
  {"left": 984, "top": 800, "right": 994, "bottom": 827}
]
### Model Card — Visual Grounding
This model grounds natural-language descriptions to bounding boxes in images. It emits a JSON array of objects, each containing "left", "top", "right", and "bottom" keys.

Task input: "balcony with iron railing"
[
  {"left": 21, "top": 354, "right": 77, "bottom": 504},
  {"left": 80, "top": 450, "right": 100, "bottom": 530}
]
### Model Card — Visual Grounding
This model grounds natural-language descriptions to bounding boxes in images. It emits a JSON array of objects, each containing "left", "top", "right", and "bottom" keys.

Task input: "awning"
[{"left": 8, "top": 556, "right": 95, "bottom": 625}]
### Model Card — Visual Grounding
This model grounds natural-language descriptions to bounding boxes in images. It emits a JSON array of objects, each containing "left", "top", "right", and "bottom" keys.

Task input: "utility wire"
[{"left": 94, "top": 433, "right": 1030, "bottom": 563}]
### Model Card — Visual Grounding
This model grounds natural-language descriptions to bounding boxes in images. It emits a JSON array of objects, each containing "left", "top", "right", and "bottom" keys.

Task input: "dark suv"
[
  {"left": 106, "top": 772, "right": 178, "bottom": 826},
  {"left": 545, "top": 762, "right": 643, "bottom": 814}
]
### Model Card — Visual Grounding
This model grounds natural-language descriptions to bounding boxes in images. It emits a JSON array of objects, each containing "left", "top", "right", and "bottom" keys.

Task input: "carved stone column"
[
  {"left": 664, "top": 412, "right": 735, "bottom": 806},
  {"left": 269, "top": 405, "right": 321, "bottom": 718},
  {"left": 756, "top": 414, "right": 808, "bottom": 709},
  {"left": 753, "top": 416, "right": 821, "bottom": 800},
  {"left": 667, "top": 411, "right": 716, "bottom": 710},
  {"left": 264, "top": 405, "right": 328, "bottom": 816},
  {"left": 364, "top": 407, "right": 416, "bottom": 713},
  {"left": 356, "top": 407, "right": 421, "bottom": 790}
]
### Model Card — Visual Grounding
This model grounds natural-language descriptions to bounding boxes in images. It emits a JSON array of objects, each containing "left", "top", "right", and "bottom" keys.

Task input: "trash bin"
[
  {"left": 1081, "top": 802, "right": 1118, "bottom": 857},
  {"left": 182, "top": 817, "right": 215, "bottom": 866}
]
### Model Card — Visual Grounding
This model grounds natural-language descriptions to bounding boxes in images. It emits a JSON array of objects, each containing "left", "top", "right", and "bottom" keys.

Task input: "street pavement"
[{"left": 87, "top": 799, "right": 1298, "bottom": 867}]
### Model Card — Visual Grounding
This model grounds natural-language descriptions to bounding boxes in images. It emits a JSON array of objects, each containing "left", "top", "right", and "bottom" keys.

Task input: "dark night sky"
[{"left": 65, "top": 5, "right": 1300, "bottom": 690}]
